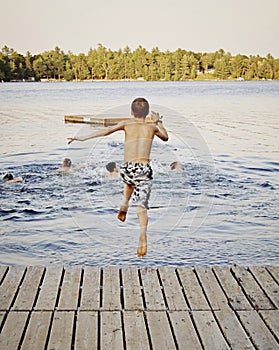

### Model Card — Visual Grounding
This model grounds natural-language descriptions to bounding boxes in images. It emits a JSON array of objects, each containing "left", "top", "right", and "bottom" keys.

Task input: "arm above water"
[
  {"left": 67, "top": 122, "right": 125, "bottom": 144},
  {"left": 150, "top": 111, "right": 168, "bottom": 142},
  {"left": 154, "top": 121, "right": 168, "bottom": 141}
]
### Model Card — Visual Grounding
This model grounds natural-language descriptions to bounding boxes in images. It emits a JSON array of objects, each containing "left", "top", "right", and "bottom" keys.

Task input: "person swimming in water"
[
  {"left": 170, "top": 161, "right": 184, "bottom": 171},
  {"left": 2, "top": 173, "right": 23, "bottom": 183},
  {"left": 57, "top": 158, "right": 72, "bottom": 172},
  {"left": 106, "top": 161, "right": 120, "bottom": 178},
  {"left": 68, "top": 97, "right": 169, "bottom": 257}
]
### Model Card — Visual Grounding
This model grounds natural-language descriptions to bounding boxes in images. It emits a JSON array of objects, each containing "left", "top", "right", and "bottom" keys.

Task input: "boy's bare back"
[{"left": 122, "top": 119, "right": 163, "bottom": 163}]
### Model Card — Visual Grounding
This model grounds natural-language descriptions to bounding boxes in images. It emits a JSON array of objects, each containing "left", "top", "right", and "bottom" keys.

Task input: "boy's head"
[
  {"left": 3, "top": 173, "right": 13, "bottom": 181},
  {"left": 106, "top": 161, "right": 117, "bottom": 173},
  {"left": 131, "top": 98, "right": 149, "bottom": 118},
  {"left": 62, "top": 158, "right": 72, "bottom": 168},
  {"left": 170, "top": 162, "right": 184, "bottom": 171}
]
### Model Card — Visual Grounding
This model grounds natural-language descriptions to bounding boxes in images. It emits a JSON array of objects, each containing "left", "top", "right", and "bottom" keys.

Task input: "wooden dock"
[
  {"left": 64, "top": 115, "right": 156, "bottom": 126},
  {"left": 0, "top": 265, "right": 278, "bottom": 349}
]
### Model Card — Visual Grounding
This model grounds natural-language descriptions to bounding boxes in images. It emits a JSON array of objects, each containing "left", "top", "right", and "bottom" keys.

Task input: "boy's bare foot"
[
  {"left": 137, "top": 234, "right": 147, "bottom": 257},
  {"left": 117, "top": 205, "right": 128, "bottom": 222}
]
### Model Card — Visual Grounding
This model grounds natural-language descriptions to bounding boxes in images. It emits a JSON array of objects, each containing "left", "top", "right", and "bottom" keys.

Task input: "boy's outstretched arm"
[
  {"left": 155, "top": 121, "right": 168, "bottom": 141},
  {"left": 67, "top": 122, "right": 125, "bottom": 144},
  {"left": 150, "top": 111, "right": 168, "bottom": 141}
]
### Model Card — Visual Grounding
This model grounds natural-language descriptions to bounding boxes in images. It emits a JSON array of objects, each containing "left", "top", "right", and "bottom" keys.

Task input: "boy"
[
  {"left": 68, "top": 98, "right": 169, "bottom": 257},
  {"left": 105, "top": 161, "right": 119, "bottom": 178},
  {"left": 57, "top": 158, "right": 72, "bottom": 172},
  {"left": 2, "top": 173, "right": 23, "bottom": 183}
]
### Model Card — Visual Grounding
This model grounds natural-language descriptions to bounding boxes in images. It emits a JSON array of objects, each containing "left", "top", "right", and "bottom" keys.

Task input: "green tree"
[
  {"left": 231, "top": 54, "right": 248, "bottom": 78},
  {"left": 133, "top": 45, "right": 148, "bottom": 79},
  {"left": 245, "top": 56, "right": 260, "bottom": 80},
  {"left": 70, "top": 53, "right": 89, "bottom": 81},
  {"left": 273, "top": 58, "right": 279, "bottom": 79},
  {"left": 24, "top": 51, "right": 34, "bottom": 79},
  {"left": 32, "top": 54, "right": 48, "bottom": 80},
  {"left": 0, "top": 53, "right": 6, "bottom": 80},
  {"left": 64, "top": 58, "right": 74, "bottom": 81},
  {"left": 0, "top": 44, "right": 278, "bottom": 81},
  {"left": 181, "top": 53, "right": 196, "bottom": 79},
  {"left": 214, "top": 57, "right": 230, "bottom": 79},
  {"left": 51, "top": 46, "right": 66, "bottom": 80}
]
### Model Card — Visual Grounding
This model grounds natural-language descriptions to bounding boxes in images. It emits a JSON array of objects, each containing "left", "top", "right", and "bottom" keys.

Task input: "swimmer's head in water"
[
  {"left": 3, "top": 173, "right": 13, "bottom": 181},
  {"left": 62, "top": 158, "right": 72, "bottom": 167},
  {"left": 106, "top": 162, "right": 117, "bottom": 173},
  {"left": 170, "top": 162, "right": 184, "bottom": 171}
]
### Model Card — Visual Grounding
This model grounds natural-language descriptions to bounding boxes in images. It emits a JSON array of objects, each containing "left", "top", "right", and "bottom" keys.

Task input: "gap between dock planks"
[{"left": 0, "top": 265, "right": 278, "bottom": 349}]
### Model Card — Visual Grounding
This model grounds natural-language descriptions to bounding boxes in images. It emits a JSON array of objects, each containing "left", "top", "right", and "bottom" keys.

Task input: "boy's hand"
[
  {"left": 67, "top": 137, "right": 75, "bottom": 144},
  {"left": 150, "top": 111, "right": 163, "bottom": 123}
]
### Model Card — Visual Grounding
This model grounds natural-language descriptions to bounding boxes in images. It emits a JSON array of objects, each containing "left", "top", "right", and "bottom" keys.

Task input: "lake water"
[{"left": 0, "top": 81, "right": 278, "bottom": 266}]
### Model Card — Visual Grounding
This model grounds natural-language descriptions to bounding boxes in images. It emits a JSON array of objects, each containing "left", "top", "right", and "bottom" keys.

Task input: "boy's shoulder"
[{"left": 122, "top": 118, "right": 155, "bottom": 126}]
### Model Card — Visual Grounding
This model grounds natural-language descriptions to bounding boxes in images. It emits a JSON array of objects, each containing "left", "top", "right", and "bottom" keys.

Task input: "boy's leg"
[
  {"left": 136, "top": 205, "right": 148, "bottom": 257},
  {"left": 117, "top": 183, "right": 134, "bottom": 222}
]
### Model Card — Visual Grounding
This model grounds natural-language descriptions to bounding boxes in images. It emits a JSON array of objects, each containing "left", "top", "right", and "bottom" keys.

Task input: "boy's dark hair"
[
  {"left": 170, "top": 162, "right": 181, "bottom": 170},
  {"left": 63, "top": 158, "right": 72, "bottom": 167},
  {"left": 3, "top": 173, "right": 13, "bottom": 181},
  {"left": 131, "top": 97, "right": 149, "bottom": 118},
  {"left": 106, "top": 162, "right": 116, "bottom": 173}
]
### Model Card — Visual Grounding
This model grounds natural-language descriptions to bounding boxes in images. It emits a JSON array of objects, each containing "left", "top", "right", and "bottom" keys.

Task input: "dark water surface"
[{"left": 0, "top": 81, "right": 278, "bottom": 266}]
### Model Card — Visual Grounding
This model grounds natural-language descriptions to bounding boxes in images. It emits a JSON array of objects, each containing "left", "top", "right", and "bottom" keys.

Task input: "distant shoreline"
[{"left": 2, "top": 77, "right": 276, "bottom": 83}]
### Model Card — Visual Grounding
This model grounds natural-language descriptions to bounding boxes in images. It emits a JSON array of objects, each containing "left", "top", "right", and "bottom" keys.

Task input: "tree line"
[{"left": 1, "top": 44, "right": 278, "bottom": 82}]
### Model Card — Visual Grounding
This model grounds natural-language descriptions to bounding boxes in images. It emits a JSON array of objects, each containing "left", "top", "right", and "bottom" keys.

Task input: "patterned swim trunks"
[{"left": 120, "top": 162, "right": 153, "bottom": 209}]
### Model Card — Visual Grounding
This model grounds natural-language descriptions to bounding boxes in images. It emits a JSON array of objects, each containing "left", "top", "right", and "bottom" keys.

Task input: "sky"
[{"left": 1, "top": 0, "right": 279, "bottom": 57}]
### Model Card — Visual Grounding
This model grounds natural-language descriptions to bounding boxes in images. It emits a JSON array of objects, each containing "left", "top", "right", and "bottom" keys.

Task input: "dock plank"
[
  {"left": 169, "top": 311, "right": 202, "bottom": 349},
  {"left": 159, "top": 267, "right": 188, "bottom": 310},
  {"left": 232, "top": 266, "right": 274, "bottom": 310},
  {"left": 0, "top": 266, "right": 26, "bottom": 310},
  {"left": 102, "top": 266, "right": 121, "bottom": 311},
  {"left": 13, "top": 265, "right": 44, "bottom": 310},
  {"left": 21, "top": 311, "right": 52, "bottom": 350},
  {"left": 140, "top": 267, "right": 166, "bottom": 310},
  {"left": 36, "top": 265, "right": 63, "bottom": 310},
  {"left": 80, "top": 266, "right": 100, "bottom": 310},
  {"left": 75, "top": 311, "right": 98, "bottom": 349},
  {"left": 214, "top": 308, "right": 254, "bottom": 349},
  {"left": 193, "top": 311, "right": 230, "bottom": 349},
  {"left": 0, "top": 311, "right": 29, "bottom": 350},
  {"left": 0, "top": 266, "right": 8, "bottom": 282},
  {"left": 249, "top": 266, "right": 279, "bottom": 309},
  {"left": 267, "top": 266, "right": 279, "bottom": 282},
  {"left": 195, "top": 266, "right": 229, "bottom": 310},
  {"left": 0, "top": 265, "right": 278, "bottom": 349},
  {"left": 122, "top": 267, "right": 143, "bottom": 311},
  {"left": 47, "top": 311, "right": 75, "bottom": 350},
  {"left": 58, "top": 266, "right": 81, "bottom": 310},
  {"left": 0, "top": 311, "right": 5, "bottom": 326},
  {"left": 237, "top": 310, "right": 278, "bottom": 349},
  {"left": 177, "top": 266, "right": 209, "bottom": 310},
  {"left": 146, "top": 311, "right": 176, "bottom": 349},
  {"left": 124, "top": 311, "right": 150, "bottom": 349},
  {"left": 259, "top": 310, "right": 279, "bottom": 341},
  {"left": 214, "top": 266, "right": 252, "bottom": 310},
  {"left": 101, "top": 311, "right": 123, "bottom": 349}
]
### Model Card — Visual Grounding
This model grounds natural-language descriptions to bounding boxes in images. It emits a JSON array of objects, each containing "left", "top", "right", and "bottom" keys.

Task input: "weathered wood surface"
[
  {"left": 0, "top": 265, "right": 278, "bottom": 349},
  {"left": 64, "top": 115, "right": 156, "bottom": 126},
  {"left": 64, "top": 115, "right": 129, "bottom": 126}
]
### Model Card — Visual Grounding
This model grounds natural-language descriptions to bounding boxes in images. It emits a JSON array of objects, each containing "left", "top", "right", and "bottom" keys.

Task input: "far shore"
[{"left": 2, "top": 77, "right": 277, "bottom": 83}]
